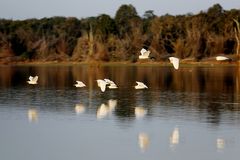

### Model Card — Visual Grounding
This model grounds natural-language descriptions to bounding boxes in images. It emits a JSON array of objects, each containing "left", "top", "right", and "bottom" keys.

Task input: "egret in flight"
[
  {"left": 27, "top": 76, "right": 38, "bottom": 84},
  {"left": 169, "top": 57, "right": 180, "bottom": 70},
  {"left": 139, "top": 48, "right": 151, "bottom": 59},
  {"left": 216, "top": 56, "right": 229, "bottom": 61},
  {"left": 97, "top": 79, "right": 108, "bottom": 92},
  {"left": 135, "top": 81, "right": 148, "bottom": 89},
  {"left": 104, "top": 79, "right": 118, "bottom": 89},
  {"left": 74, "top": 81, "right": 86, "bottom": 88}
]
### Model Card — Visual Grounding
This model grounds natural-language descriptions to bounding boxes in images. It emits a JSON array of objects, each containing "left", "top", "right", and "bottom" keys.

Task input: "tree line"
[{"left": 0, "top": 3, "right": 240, "bottom": 63}]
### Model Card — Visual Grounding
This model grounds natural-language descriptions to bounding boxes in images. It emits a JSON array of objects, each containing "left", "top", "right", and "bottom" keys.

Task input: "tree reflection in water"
[{"left": 0, "top": 65, "right": 239, "bottom": 125}]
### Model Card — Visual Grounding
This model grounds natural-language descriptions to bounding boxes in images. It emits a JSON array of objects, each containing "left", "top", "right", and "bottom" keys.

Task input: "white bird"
[
  {"left": 169, "top": 57, "right": 180, "bottom": 70},
  {"left": 216, "top": 56, "right": 229, "bottom": 61},
  {"left": 104, "top": 79, "right": 114, "bottom": 84},
  {"left": 108, "top": 83, "right": 118, "bottom": 89},
  {"left": 135, "top": 107, "right": 147, "bottom": 118},
  {"left": 139, "top": 48, "right": 151, "bottom": 59},
  {"left": 74, "top": 81, "right": 86, "bottom": 88},
  {"left": 135, "top": 81, "right": 148, "bottom": 89},
  {"left": 104, "top": 79, "right": 118, "bottom": 89},
  {"left": 97, "top": 79, "right": 108, "bottom": 92},
  {"left": 27, "top": 76, "right": 38, "bottom": 84}
]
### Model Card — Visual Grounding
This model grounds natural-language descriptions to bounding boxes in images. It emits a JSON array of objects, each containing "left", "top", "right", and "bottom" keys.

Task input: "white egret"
[
  {"left": 216, "top": 56, "right": 229, "bottom": 61},
  {"left": 139, "top": 48, "right": 151, "bottom": 59},
  {"left": 169, "top": 57, "right": 180, "bottom": 70},
  {"left": 104, "top": 79, "right": 118, "bottom": 89},
  {"left": 135, "top": 81, "right": 148, "bottom": 89},
  {"left": 97, "top": 79, "right": 108, "bottom": 92},
  {"left": 138, "top": 132, "right": 150, "bottom": 152},
  {"left": 104, "top": 79, "right": 114, "bottom": 84},
  {"left": 74, "top": 81, "right": 86, "bottom": 88},
  {"left": 27, "top": 76, "right": 38, "bottom": 84},
  {"left": 108, "top": 83, "right": 118, "bottom": 89},
  {"left": 135, "top": 107, "right": 147, "bottom": 118}
]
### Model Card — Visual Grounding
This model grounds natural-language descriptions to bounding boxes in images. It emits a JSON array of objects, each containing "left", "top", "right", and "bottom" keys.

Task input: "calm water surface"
[{"left": 0, "top": 65, "right": 240, "bottom": 160}]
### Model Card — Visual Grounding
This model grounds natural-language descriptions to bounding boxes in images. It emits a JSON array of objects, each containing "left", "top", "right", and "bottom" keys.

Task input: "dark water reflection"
[{"left": 0, "top": 65, "right": 240, "bottom": 160}]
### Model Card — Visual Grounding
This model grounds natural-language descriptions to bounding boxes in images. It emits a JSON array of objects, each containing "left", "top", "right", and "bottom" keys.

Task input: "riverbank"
[{"left": 0, "top": 55, "right": 239, "bottom": 67}]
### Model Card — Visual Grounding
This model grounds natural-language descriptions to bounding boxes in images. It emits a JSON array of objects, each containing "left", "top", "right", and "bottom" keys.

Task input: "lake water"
[{"left": 0, "top": 64, "right": 240, "bottom": 160}]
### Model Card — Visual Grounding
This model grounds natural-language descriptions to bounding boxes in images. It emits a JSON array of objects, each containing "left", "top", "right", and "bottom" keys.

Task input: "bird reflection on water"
[
  {"left": 75, "top": 104, "right": 85, "bottom": 115},
  {"left": 27, "top": 109, "right": 38, "bottom": 122},
  {"left": 96, "top": 99, "right": 117, "bottom": 119},
  {"left": 138, "top": 132, "right": 150, "bottom": 152},
  {"left": 169, "top": 127, "right": 180, "bottom": 149}
]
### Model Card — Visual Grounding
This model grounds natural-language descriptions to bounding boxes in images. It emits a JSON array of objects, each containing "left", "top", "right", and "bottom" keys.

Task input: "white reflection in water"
[
  {"left": 97, "top": 104, "right": 109, "bottom": 119},
  {"left": 170, "top": 127, "right": 179, "bottom": 149},
  {"left": 138, "top": 132, "right": 150, "bottom": 152},
  {"left": 27, "top": 109, "right": 38, "bottom": 122},
  {"left": 75, "top": 104, "right": 85, "bottom": 115},
  {"left": 108, "top": 99, "right": 117, "bottom": 112},
  {"left": 217, "top": 138, "right": 225, "bottom": 150},
  {"left": 135, "top": 107, "right": 147, "bottom": 119},
  {"left": 96, "top": 100, "right": 117, "bottom": 119}
]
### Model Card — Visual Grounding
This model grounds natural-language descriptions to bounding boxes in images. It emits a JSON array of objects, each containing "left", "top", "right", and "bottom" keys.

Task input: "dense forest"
[{"left": 0, "top": 4, "right": 240, "bottom": 63}]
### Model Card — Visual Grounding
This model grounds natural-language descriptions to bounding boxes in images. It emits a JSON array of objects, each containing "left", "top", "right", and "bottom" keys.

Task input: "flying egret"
[
  {"left": 27, "top": 76, "right": 38, "bottom": 84},
  {"left": 104, "top": 79, "right": 118, "bottom": 89},
  {"left": 74, "top": 81, "right": 86, "bottom": 88},
  {"left": 135, "top": 81, "right": 148, "bottom": 89},
  {"left": 104, "top": 79, "right": 114, "bottom": 84},
  {"left": 139, "top": 48, "right": 151, "bottom": 59},
  {"left": 97, "top": 79, "right": 108, "bottom": 92},
  {"left": 108, "top": 83, "right": 118, "bottom": 89},
  {"left": 216, "top": 56, "right": 229, "bottom": 61},
  {"left": 169, "top": 57, "right": 180, "bottom": 70}
]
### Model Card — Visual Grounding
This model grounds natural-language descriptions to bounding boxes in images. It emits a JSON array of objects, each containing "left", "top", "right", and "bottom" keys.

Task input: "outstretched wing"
[
  {"left": 97, "top": 80, "right": 107, "bottom": 92},
  {"left": 136, "top": 81, "right": 148, "bottom": 88},
  {"left": 29, "top": 76, "right": 34, "bottom": 81},
  {"left": 32, "top": 76, "right": 38, "bottom": 82},
  {"left": 169, "top": 57, "right": 179, "bottom": 70},
  {"left": 143, "top": 50, "right": 150, "bottom": 57},
  {"left": 104, "top": 79, "right": 115, "bottom": 85},
  {"left": 100, "top": 83, "right": 106, "bottom": 92},
  {"left": 76, "top": 81, "right": 86, "bottom": 86},
  {"left": 140, "top": 48, "right": 147, "bottom": 55}
]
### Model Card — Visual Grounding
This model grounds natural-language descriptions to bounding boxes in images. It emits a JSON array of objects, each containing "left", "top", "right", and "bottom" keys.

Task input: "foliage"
[{"left": 0, "top": 4, "right": 240, "bottom": 62}]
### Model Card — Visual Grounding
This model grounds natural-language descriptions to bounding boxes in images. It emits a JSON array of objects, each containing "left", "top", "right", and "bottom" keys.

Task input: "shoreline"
[{"left": 0, "top": 59, "right": 239, "bottom": 67}]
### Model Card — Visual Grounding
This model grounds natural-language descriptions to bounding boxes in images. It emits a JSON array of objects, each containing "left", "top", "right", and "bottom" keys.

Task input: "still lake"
[{"left": 0, "top": 64, "right": 240, "bottom": 160}]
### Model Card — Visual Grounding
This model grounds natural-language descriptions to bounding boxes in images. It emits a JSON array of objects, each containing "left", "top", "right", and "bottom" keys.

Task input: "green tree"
[{"left": 115, "top": 4, "right": 139, "bottom": 37}]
